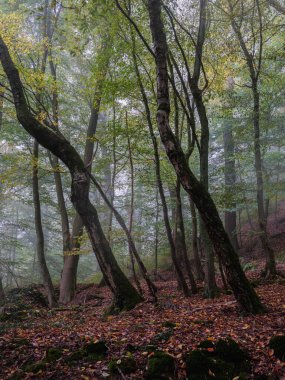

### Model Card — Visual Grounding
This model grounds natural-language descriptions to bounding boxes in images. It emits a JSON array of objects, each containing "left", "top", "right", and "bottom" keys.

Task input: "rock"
[
  {"left": 45, "top": 347, "right": 62, "bottom": 363},
  {"left": 145, "top": 351, "right": 176, "bottom": 379},
  {"left": 185, "top": 338, "right": 251, "bottom": 379},
  {"left": 269, "top": 335, "right": 285, "bottom": 360},
  {"left": 162, "top": 321, "right": 176, "bottom": 328},
  {"left": 84, "top": 341, "right": 108, "bottom": 356},
  {"left": 151, "top": 329, "right": 173, "bottom": 343},
  {"left": 108, "top": 356, "right": 137, "bottom": 374},
  {"left": 66, "top": 341, "right": 108, "bottom": 364},
  {"left": 23, "top": 361, "right": 46, "bottom": 373}
]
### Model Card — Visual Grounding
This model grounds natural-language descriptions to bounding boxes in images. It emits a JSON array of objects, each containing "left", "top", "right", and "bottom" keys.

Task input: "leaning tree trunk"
[
  {"left": 32, "top": 140, "right": 58, "bottom": 308},
  {"left": 147, "top": 0, "right": 264, "bottom": 314},
  {"left": 0, "top": 36, "right": 142, "bottom": 312}
]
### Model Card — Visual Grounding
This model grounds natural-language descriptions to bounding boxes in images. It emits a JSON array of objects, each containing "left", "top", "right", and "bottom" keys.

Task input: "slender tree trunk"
[
  {"left": 88, "top": 173, "right": 157, "bottom": 299},
  {"left": 147, "top": 0, "right": 264, "bottom": 314},
  {"left": 154, "top": 187, "right": 159, "bottom": 276},
  {"left": 229, "top": 4, "right": 276, "bottom": 277},
  {"left": 0, "top": 90, "right": 3, "bottom": 131},
  {"left": 126, "top": 113, "right": 142, "bottom": 294},
  {"left": 190, "top": 198, "right": 204, "bottom": 280},
  {"left": 131, "top": 39, "right": 189, "bottom": 296},
  {"left": 223, "top": 121, "right": 239, "bottom": 251},
  {"left": 175, "top": 180, "right": 197, "bottom": 293},
  {"left": 253, "top": 86, "right": 276, "bottom": 277},
  {"left": 32, "top": 141, "right": 58, "bottom": 308},
  {"left": 188, "top": 0, "right": 217, "bottom": 296},
  {"left": 0, "top": 276, "right": 5, "bottom": 306},
  {"left": 59, "top": 104, "right": 101, "bottom": 304}
]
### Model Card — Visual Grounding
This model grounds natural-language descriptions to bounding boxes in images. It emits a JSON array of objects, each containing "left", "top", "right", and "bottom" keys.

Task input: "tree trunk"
[
  {"left": 126, "top": 113, "right": 142, "bottom": 294},
  {"left": 0, "top": 36, "right": 142, "bottom": 312},
  {"left": 147, "top": 0, "right": 264, "bottom": 314},
  {"left": 223, "top": 121, "right": 239, "bottom": 251},
  {"left": 175, "top": 180, "right": 197, "bottom": 293},
  {"left": 0, "top": 276, "right": 5, "bottom": 306},
  {"left": 229, "top": 6, "right": 276, "bottom": 277},
  {"left": 189, "top": 0, "right": 217, "bottom": 296},
  {"left": 32, "top": 140, "right": 58, "bottom": 308},
  {"left": 59, "top": 105, "right": 101, "bottom": 304},
  {"left": 0, "top": 90, "right": 3, "bottom": 131},
  {"left": 252, "top": 86, "right": 276, "bottom": 277},
  {"left": 132, "top": 39, "right": 189, "bottom": 296},
  {"left": 190, "top": 198, "right": 204, "bottom": 280}
]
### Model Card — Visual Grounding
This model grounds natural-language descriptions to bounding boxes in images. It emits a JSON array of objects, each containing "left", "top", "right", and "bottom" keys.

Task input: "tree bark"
[
  {"left": 59, "top": 100, "right": 102, "bottom": 304},
  {"left": 0, "top": 36, "right": 142, "bottom": 312},
  {"left": 32, "top": 140, "right": 58, "bottom": 308},
  {"left": 223, "top": 121, "right": 239, "bottom": 251},
  {"left": 190, "top": 198, "right": 204, "bottom": 280},
  {"left": 174, "top": 180, "right": 197, "bottom": 293},
  {"left": 147, "top": 0, "right": 264, "bottom": 314},
  {"left": 132, "top": 39, "right": 189, "bottom": 296}
]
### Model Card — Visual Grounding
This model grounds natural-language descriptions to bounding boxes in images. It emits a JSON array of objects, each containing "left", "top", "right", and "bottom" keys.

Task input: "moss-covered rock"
[
  {"left": 84, "top": 340, "right": 108, "bottom": 356},
  {"left": 185, "top": 350, "right": 213, "bottom": 376},
  {"left": 215, "top": 338, "right": 249, "bottom": 364},
  {"left": 65, "top": 341, "right": 108, "bottom": 365},
  {"left": 198, "top": 339, "right": 215, "bottom": 349},
  {"left": 269, "top": 335, "right": 285, "bottom": 360},
  {"left": 145, "top": 351, "right": 176, "bottom": 379},
  {"left": 45, "top": 347, "right": 62, "bottom": 363},
  {"left": 162, "top": 321, "right": 176, "bottom": 328},
  {"left": 23, "top": 361, "right": 46, "bottom": 373},
  {"left": 185, "top": 338, "right": 251, "bottom": 379},
  {"left": 11, "top": 338, "right": 29, "bottom": 347},
  {"left": 7, "top": 370, "right": 25, "bottom": 380},
  {"left": 108, "top": 356, "right": 137, "bottom": 374},
  {"left": 151, "top": 329, "right": 173, "bottom": 343},
  {"left": 65, "top": 349, "right": 86, "bottom": 364}
]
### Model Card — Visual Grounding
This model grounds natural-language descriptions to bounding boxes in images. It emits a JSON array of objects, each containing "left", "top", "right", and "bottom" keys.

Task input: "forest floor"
[
  {"left": 1, "top": 268, "right": 285, "bottom": 380},
  {"left": 1, "top": 204, "right": 285, "bottom": 380}
]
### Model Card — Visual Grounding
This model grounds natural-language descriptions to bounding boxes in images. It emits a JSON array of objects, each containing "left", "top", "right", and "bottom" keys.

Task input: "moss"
[
  {"left": 7, "top": 370, "right": 25, "bottom": 380},
  {"left": 198, "top": 339, "right": 215, "bottom": 349},
  {"left": 45, "top": 347, "right": 62, "bottom": 363},
  {"left": 65, "top": 349, "right": 86, "bottom": 364},
  {"left": 269, "top": 335, "right": 285, "bottom": 360},
  {"left": 11, "top": 338, "right": 29, "bottom": 347},
  {"left": 108, "top": 356, "right": 137, "bottom": 374},
  {"left": 84, "top": 341, "right": 108, "bottom": 356},
  {"left": 23, "top": 361, "right": 46, "bottom": 373},
  {"left": 65, "top": 341, "right": 108, "bottom": 365},
  {"left": 215, "top": 338, "right": 249, "bottom": 363},
  {"left": 145, "top": 351, "right": 176, "bottom": 379},
  {"left": 185, "top": 350, "right": 212, "bottom": 375},
  {"left": 151, "top": 329, "right": 173, "bottom": 343},
  {"left": 185, "top": 338, "right": 251, "bottom": 379},
  {"left": 162, "top": 321, "right": 176, "bottom": 328}
]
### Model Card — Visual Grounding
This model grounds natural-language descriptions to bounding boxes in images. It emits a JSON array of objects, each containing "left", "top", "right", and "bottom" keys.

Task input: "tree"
[
  {"left": 226, "top": 0, "right": 277, "bottom": 277},
  {"left": 146, "top": 0, "right": 263, "bottom": 314},
  {"left": 0, "top": 35, "right": 142, "bottom": 312}
]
